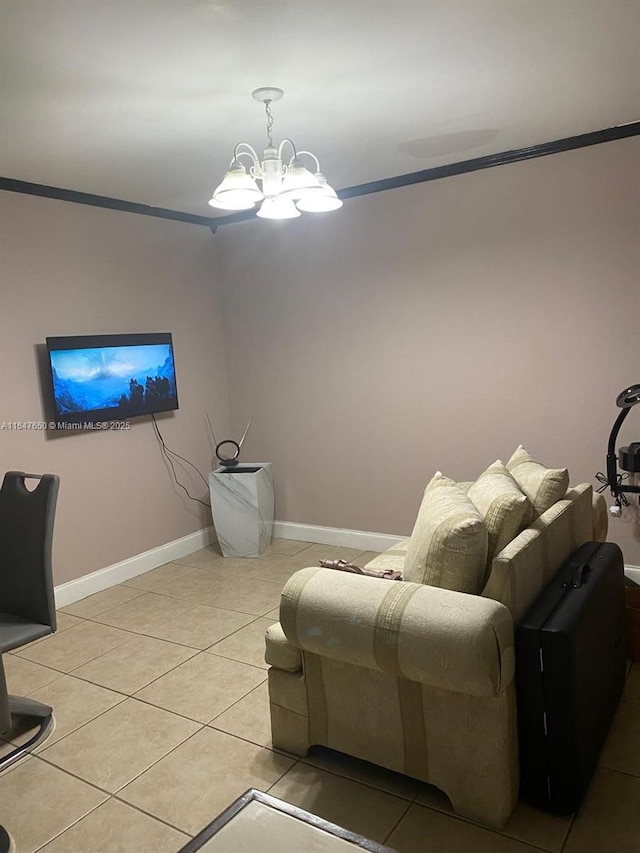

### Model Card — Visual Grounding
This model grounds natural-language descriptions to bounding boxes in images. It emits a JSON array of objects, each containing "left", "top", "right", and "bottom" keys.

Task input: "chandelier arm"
[
  {"left": 277, "top": 138, "right": 298, "bottom": 162},
  {"left": 233, "top": 143, "right": 261, "bottom": 167},
  {"left": 295, "top": 150, "right": 321, "bottom": 172}
]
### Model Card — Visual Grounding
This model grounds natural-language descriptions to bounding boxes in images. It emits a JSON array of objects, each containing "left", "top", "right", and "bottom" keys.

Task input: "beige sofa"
[{"left": 265, "top": 454, "right": 608, "bottom": 828}]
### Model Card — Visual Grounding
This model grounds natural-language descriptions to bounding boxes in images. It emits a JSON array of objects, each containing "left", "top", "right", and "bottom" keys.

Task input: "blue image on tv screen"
[{"left": 49, "top": 343, "right": 177, "bottom": 419}]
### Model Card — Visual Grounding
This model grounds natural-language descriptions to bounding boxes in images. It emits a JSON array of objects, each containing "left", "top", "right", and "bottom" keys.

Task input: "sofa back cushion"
[
  {"left": 404, "top": 472, "right": 488, "bottom": 593},
  {"left": 468, "top": 461, "right": 532, "bottom": 578},
  {"left": 481, "top": 483, "right": 594, "bottom": 623},
  {"left": 506, "top": 445, "right": 569, "bottom": 517}
]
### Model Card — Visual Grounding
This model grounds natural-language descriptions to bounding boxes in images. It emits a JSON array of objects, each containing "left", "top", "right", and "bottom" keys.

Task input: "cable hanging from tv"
[{"left": 151, "top": 414, "right": 211, "bottom": 508}]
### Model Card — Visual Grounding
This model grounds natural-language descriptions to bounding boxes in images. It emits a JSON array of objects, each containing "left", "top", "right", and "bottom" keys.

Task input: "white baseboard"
[
  {"left": 53, "top": 519, "right": 640, "bottom": 609},
  {"left": 272, "top": 520, "right": 405, "bottom": 553},
  {"left": 53, "top": 520, "right": 401, "bottom": 610},
  {"left": 54, "top": 526, "right": 215, "bottom": 608}
]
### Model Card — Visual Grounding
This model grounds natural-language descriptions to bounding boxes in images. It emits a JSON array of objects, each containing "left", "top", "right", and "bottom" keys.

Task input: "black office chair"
[{"left": 0, "top": 471, "right": 59, "bottom": 772}]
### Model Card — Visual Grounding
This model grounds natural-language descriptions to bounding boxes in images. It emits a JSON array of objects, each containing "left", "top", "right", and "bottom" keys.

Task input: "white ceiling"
[{"left": 1, "top": 0, "right": 638, "bottom": 217}]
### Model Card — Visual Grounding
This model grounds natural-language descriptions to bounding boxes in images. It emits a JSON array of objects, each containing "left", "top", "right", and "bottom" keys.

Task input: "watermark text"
[{"left": 1, "top": 421, "right": 131, "bottom": 431}]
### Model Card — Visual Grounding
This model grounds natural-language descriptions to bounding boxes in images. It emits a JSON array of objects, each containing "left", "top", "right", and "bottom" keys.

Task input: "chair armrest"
[{"left": 280, "top": 567, "right": 514, "bottom": 697}]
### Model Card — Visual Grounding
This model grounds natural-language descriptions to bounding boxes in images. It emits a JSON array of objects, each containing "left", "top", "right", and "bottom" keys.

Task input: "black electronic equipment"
[
  {"left": 602, "top": 384, "right": 640, "bottom": 508},
  {"left": 45, "top": 332, "right": 178, "bottom": 426}
]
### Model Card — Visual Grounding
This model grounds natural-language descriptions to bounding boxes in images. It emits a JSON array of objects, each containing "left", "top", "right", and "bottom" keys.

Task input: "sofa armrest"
[
  {"left": 265, "top": 622, "right": 302, "bottom": 672},
  {"left": 280, "top": 567, "right": 514, "bottom": 697}
]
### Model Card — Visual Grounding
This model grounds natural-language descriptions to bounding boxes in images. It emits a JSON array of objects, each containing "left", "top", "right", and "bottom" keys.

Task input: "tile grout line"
[
  {"left": 130, "top": 667, "right": 268, "bottom": 726},
  {"left": 108, "top": 793, "right": 194, "bottom": 841},
  {"left": 34, "top": 722, "right": 205, "bottom": 800},
  {"left": 53, "top": 606, "right": 264, "bottom": 653},
  {"left": 120, "top": 560, "right": 204, "bottom": 589},
  {"left": 59, "top": 585, "right": 148, "bottom": 618},
  {"left": 20, "top": 655, "right": 267, "bottom": 759},
  {"left": 31, "top": 795, "right": 110, "bottom": 852},
  {"left": 107, "top": 728, "right": 291, "bottom": 835},
  {"left": 396, "top": 800, "right": 559, "bottom": 852},
  {"left": 59, "top": 593, "right": 279, "bottom": 630},
  {"left": 558, "top": 812, "right": 576, "bottom": 853},
  {"left": 25, "top": 751, "right": 198, "bottom": 845},
  {"left": 594, "top": 763, "right": 640, "bottom": 782},
  {"left": 381, "top": 797, "right": 413, "bottom": 846}
]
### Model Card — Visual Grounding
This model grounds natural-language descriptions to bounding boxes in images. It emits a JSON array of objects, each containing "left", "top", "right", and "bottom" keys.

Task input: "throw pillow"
[
  {"left": 404, "top": 472, "right": 488, "bottom": 594},
  {"left": 506, "top": 445, "right": 569, "bottom": 517},
  {"left": 468, "top": 460, "right": 532, "bottom": 576}
]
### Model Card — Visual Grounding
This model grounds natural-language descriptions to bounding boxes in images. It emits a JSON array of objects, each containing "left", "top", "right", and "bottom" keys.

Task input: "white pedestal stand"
[{"left": 208, "top": 463, "right": 274, "bottom": 558}]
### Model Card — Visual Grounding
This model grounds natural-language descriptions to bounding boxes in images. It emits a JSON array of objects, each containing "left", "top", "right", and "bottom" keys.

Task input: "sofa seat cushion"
[
  {"left": 364, "top": 538, "right": 409, "bottom": 574},
  {"left": 506, "top": 445, "right": 569, "bottom": 517},
  {"left": 404, "top": 472, "right": 488, "bottom": 593},
  {"left": 468, "top": 460, "right": 532, "bottom": 576}
]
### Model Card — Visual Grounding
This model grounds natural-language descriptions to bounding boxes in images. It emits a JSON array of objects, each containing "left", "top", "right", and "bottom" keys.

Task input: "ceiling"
[{"left": 1, "top": 0, "right": 638, "bottom": 218}]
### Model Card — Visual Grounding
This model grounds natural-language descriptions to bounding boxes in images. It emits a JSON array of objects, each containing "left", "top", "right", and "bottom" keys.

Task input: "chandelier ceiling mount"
[{"left": 251, "top": 87, "right": 284, "bottom": 104}]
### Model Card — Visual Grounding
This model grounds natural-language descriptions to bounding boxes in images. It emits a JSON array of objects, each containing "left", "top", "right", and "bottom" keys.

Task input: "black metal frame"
[
  {"left": 0, "top": 696, "right": 55, "bottom": 774},
  {"left": 605, "top": 386, "right": 640, "bottom": 503}
]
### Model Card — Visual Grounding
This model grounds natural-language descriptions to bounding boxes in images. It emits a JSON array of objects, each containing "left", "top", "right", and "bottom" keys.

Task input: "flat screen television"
[{"left": 46, "top": 332, "right": 178, "bottom": 426}]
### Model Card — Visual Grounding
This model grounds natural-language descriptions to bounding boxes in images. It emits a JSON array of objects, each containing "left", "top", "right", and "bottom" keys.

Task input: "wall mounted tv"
[{"left": 46, "top": 332, "right": 178, "bottom": 426}]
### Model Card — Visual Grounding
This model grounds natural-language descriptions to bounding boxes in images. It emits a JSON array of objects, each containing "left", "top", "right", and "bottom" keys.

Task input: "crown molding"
[
  {"left": 2, "top": 122, "right": 638, "bottom": 233},
  {"left": 0, "top": 177, "right": 220, "bottom": 228}
]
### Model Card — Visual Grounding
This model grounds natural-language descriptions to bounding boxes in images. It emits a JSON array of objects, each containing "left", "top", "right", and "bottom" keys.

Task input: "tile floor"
[{"left": 1, "top": 538, "right": 639, "bottom": 852}]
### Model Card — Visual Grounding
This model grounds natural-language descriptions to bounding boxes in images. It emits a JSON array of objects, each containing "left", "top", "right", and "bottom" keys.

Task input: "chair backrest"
[{"left": 0, "top": 471, "right": 59, "bottom": 629}]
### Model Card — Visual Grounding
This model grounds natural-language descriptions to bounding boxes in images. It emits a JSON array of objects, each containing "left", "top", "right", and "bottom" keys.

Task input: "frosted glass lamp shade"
[
  {"left": 209, "top": 195, "right": 257, "bottom": 211},
  {"left": 256, "top": 197, "right": 301, "bottom": 219},
  {"left": 279, "top": 157, "right": 322, "bottom": 200},
  {"left": 296, "top": 173, "right": 343, "bottom": 212},
  {"left": 209, "top": 160, "right": 264, "bottom": 210}
]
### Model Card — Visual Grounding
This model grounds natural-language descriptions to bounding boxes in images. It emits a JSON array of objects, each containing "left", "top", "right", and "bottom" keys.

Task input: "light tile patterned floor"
[{"left": 1, "top": 538, "right": 639, "bottom": 851}]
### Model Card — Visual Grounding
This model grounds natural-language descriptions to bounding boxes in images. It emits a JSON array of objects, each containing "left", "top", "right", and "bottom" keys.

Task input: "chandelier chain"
[{"left": 265, "top": 100, "right": 274, "bottom": 148}]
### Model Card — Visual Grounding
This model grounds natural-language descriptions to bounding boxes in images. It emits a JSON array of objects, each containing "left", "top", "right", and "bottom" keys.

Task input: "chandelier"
[{"left": 209, "top": 88, "right": 343, "bottom": 219}]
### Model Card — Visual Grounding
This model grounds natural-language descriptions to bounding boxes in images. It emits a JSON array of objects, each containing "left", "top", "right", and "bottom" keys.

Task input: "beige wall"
[
  {"left": 215, "top": 136, "right": 640, "bottom": 563},
  {"left": 3, "top": 136, "right": 640, "bottom": 585},
  {"left": 0, "top": 193, "right": 230, "bottom": 584}
]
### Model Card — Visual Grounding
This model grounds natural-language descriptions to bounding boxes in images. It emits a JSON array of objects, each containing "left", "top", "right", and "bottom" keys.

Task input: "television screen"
[{"left": 46, "top": 332, "right": 178, "bottom": 426}]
